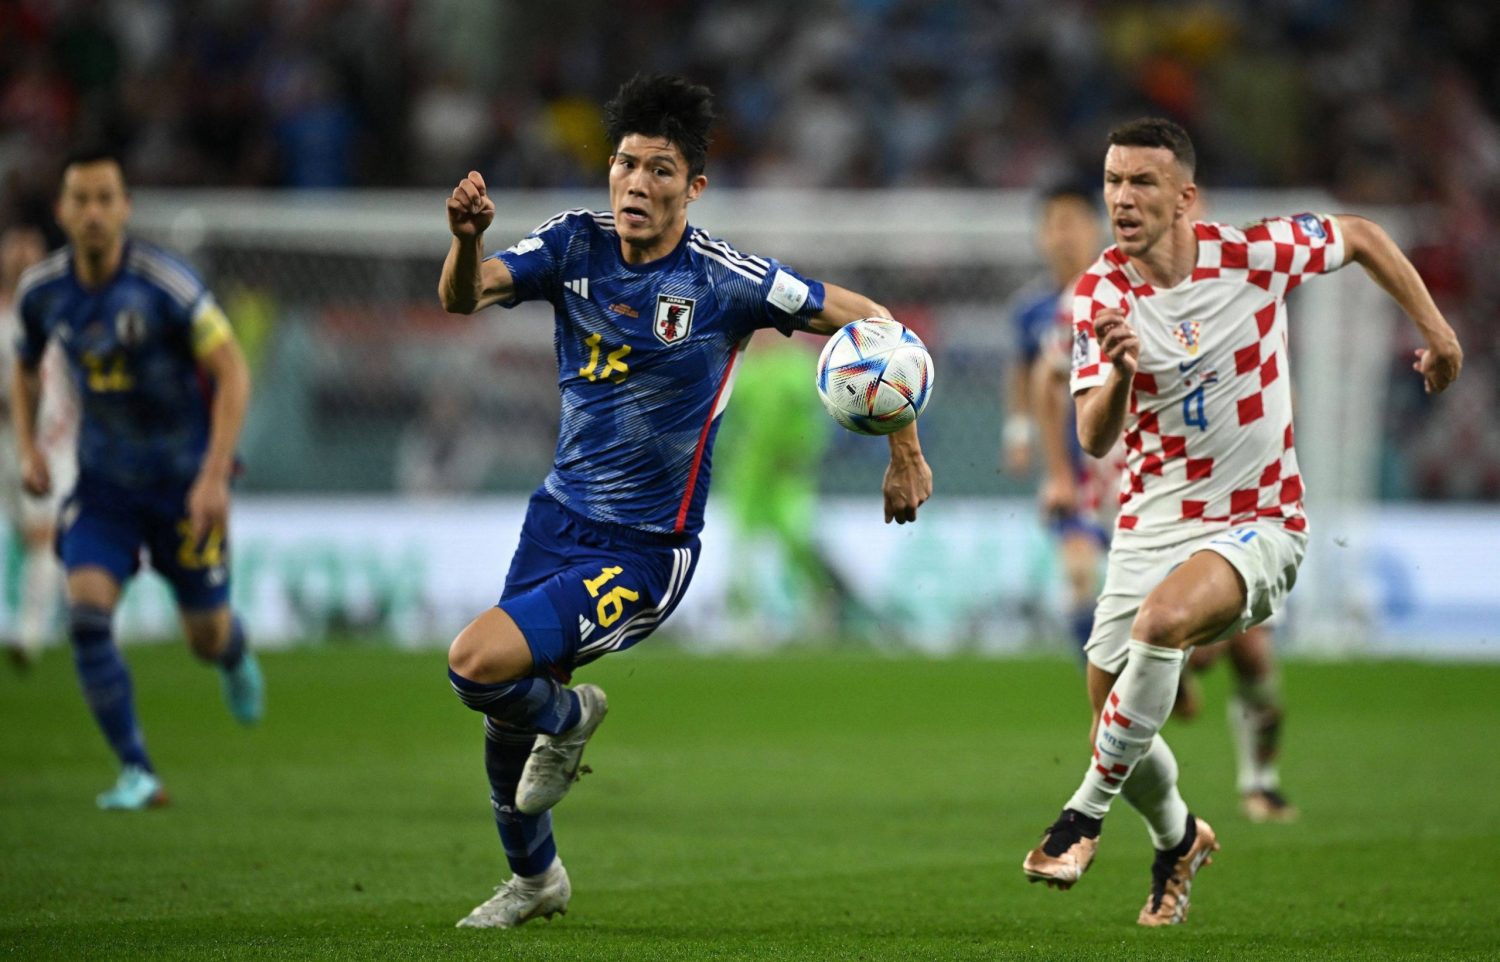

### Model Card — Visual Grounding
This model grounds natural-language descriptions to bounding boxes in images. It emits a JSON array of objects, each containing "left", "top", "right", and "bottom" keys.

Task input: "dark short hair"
[
  {"left": 60, "top": 146, "right": 128, "bottom": 188},
  {"left": 1107, "top": 118, "right": 1196, "bottom": 176},
  {"left": 604, "top": 73, "right": 715, "bottom": 179},
  {"left": 1041, "top": 179, "right": 1100, "bottom": 213}
]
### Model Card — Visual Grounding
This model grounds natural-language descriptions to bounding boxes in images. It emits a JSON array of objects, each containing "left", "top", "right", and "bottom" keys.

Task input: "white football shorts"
[{"left": 1084, "top": 521, "right": 1306, "bottom": 674}]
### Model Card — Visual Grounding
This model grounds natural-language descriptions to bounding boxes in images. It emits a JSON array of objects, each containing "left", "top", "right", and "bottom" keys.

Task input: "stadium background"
[
  {"left": 3, "top": 4, "right": 1500, "bottom": 960},
  {"left": 0, "top": 0, "right": 1496, "bottom": 658}
]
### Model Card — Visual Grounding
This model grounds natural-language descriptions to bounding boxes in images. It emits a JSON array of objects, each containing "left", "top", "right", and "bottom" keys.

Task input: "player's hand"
[
  {"left": 447, "top": 171, "right": 495, "bottom": 239},
  {"left": 1414, "top": 333, "right": 1462, "bottom": 394},
  {"left": 19, "top": 448, "right": 49, "bottom": 497},
  {"left": 883, "top": 450, "right": 932, "bottom": 524},
  {"left": 1092, "top": 308, "right": 1139, "bottom": 378},
  {"left": 1040, "top": 473, "right": 1078, "bottom": 517},
  {"left": 186, "top": 472, "right": 231, "bottom": 548}
]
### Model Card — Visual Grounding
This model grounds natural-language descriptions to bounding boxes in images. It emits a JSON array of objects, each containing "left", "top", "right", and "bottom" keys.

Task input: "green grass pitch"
[{"left": 2, "top": 645, "right": 1497, "bottom": 960}]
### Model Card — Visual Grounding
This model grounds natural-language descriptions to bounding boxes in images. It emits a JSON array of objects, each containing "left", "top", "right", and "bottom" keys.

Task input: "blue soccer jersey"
[
  {"left": 16, "top": 240, "right": 231, "bottom": 493},
  {"left": 1009, "top": 274, "right": 1065, "bottom": 366},
  {"left": 494, "top": 210, "right": 827, "bottom": 535}
]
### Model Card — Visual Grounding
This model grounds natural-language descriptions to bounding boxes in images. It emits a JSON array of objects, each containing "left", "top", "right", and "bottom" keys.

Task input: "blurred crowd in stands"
[{"left": 1, "top": 0, "right": 1496, "bottom": 498}]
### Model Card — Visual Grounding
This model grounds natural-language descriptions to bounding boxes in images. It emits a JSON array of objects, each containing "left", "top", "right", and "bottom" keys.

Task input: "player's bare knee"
[
  {"left": 447, "top": 630, "right": 524, "bottom": 684},
  {"left": 1132, "top": 601, "right": 1196, "bottom": 650},
  {"left": 447, "top": 631, "right": 486, "bottom": 679}
]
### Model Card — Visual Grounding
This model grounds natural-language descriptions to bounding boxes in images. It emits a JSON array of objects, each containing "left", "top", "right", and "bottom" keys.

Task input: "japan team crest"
[
  {"left": 1171, "top": 319, "right": 1202, "bottom": 355},
  {"left": 654, "top": 294, "right": 695, "bottom": 345},
  {"left": 115, "top": 309, "right": 148, "bottom": 347}
]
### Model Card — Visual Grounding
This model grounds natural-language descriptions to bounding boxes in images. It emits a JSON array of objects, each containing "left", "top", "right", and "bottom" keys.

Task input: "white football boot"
[
  {"left": 515, "top": 684, "right": 608, "bottom": 815},
  {"left": 455, "top": 858, "right": 571, "bottom": 929}
]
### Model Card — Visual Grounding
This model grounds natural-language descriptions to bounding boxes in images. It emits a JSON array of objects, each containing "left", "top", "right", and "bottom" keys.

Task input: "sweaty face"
[
  {"left": 56, "top": 160, "right": 131, "bottom": 258},
  {"left": 1039, "top": 195, "right": 1102, "bottom": 280},
  {"left": 1102, "top": 145, "right": 1190, "bottom": 258},
  {"left": 608, "top": 134, "right": 705, "bottom": 265}
]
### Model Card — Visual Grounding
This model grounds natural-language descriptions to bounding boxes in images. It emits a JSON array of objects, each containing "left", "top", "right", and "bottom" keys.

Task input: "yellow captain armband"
[{"left": 191, "top": 300, "right": 234, "bottom": 358}]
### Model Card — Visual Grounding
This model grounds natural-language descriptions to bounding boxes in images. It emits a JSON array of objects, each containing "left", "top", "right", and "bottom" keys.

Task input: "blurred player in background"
[
  {"left": 11, "top": 150, "right": 260, "bottom": 810},
  {"left": 1008, "top": 183, "right": 1108, "bottom": 654},
  {"left": 1021, "top": 119, "right": 1462, "bottom": 925},
  {"left": 716, "top": 329, "right": 865, "bottom": 646},
  {"left": 1032, "top": 189, "right": 1299, "bottom": 825},
  {"left": 439, "top": 73, "right": 932, "bottom": 929},
  {"left": 0, "top": 224, "right": 73, "bottom": 669}
]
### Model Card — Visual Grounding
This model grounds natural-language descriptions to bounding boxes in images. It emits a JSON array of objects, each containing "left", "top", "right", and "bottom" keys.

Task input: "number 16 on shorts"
[{"left": 580, "top": 565, "right": 640, "bottom": 638}]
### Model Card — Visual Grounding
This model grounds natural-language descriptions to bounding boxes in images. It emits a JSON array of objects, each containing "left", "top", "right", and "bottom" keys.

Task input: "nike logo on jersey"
[
  {"left": 1179, "top": 357, "right": 1203, "bottom": 372},
  {"left": 565, "top": 278, "right": 591, "bottom": 298}
]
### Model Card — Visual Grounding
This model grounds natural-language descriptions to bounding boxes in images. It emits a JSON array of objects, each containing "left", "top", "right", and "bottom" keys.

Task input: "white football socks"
[
  {"left": 1121, "top": 735, "right": 1190, "bottom": 850},
  {"left": 1066, "top": 640, "right": 1187, "bottom": 820},
  {"left": 1230, "top": 673, "right": 1283, "bottom": 793},
  {"left": 17, "top": 543, "right": 62, "bottom": 657}
]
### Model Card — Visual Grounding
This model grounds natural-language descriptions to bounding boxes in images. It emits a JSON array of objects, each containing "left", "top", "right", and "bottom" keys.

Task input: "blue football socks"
[
  {"left": 448, "top": 669, "right": 581, "bottom": 735},
  {"left": 69, "top": 604, "right": 154, "bottom": 772},
  {"left": 216, "top": 615, "right": 247, "bottom": 670},
  {"left": 483, "top": 717, "right": 558, "bottom": 877}
]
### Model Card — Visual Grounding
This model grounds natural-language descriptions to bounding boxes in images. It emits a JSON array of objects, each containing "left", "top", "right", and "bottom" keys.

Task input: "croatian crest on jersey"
[
  {"left": 1171, "top": 319, "right": 1202, "bottom": 356},
  {"left": 115, "top": 310, "right": 148, "bottom": 347},
  {"left": 654, "top": 294, "right": 695, "bottom": 345}
]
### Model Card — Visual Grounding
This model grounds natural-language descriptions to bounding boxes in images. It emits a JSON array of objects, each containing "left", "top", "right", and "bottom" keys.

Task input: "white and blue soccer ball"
[{"left": 815, "top": 317, "right": 934, "bottom": 436}]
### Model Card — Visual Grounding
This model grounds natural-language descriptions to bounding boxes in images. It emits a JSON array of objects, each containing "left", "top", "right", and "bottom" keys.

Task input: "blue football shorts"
[
  {"left": 58, "top": 480, "right": 231, "bottom": 611},
  {"left": 498, "top": 491, "right": 700, "bottom": 676}
]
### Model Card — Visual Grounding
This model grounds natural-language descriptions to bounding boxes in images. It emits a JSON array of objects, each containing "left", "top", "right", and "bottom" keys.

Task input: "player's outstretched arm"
[
  {"left": 1074, "top": 308, "right": 1138, "bottom": 457},
  {"left": 808, "top": 284, "right": 932, "bottom": 523},
  {"left": 806, "top": 283, "right": 892, "bottom": 333},
  {"left": 1337, "top": 215, "right": 1463, "bottom": 394},
  {"left": 439, "top": 171, "right": 516, "bottom": 314},
  {"left": 9, "top": 359, "right": 49, "bottom": 496}
]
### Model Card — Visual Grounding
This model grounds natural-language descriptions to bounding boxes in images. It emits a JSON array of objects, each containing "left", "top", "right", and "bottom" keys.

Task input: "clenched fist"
[
  {"left": 447, "top": 171, "right": 495, "bottom": 239},
  {"left": 1092, "top": 308, "right": 1140, "bottom": 379}
]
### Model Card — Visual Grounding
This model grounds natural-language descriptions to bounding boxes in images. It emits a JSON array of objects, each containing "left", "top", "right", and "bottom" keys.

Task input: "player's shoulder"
[
  {"left": 124, "top": 239, "right": 207, "bottom": 308},
  {"left": 528, "top": 208, "right": 616, "bottom": 239},
  {"left": 1009, "top": 274, "right": 1061, "bottom": 318},
  {"left": 1224, "top": 213, "right": 1335, "bottom": 244},
  {"left": 1071, "top": 248, "right": 1132, "bottom": 303},
  {"left": 15, "top": 247, "right": 71, "bottom": 304},
  {"left": 685, "top": 227, "right": 772, "bottom": 284}
]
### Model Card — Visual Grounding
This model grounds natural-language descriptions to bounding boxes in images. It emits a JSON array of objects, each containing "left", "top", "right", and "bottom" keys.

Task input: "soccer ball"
[{"left": 815, "top": 318, "right": 934, "bottom": 436}]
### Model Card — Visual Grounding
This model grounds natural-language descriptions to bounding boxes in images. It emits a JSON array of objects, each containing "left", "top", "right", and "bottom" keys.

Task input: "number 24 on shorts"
[{"left": 582, "top": 565, "right": 639, "bottom": 627}]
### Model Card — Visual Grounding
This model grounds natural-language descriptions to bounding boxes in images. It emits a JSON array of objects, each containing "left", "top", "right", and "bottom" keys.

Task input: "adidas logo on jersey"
[
  {"left": 577, "top": 614, "right": 596, "bottom": 641},
  {"left": 565, "top": 278, "right": 591, "bottom": 298}
]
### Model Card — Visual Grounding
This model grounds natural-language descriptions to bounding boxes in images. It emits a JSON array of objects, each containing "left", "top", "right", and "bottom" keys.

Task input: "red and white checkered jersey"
[
  {"left": 1041, "top": 283, "right": 1127, "bottom": 528},
  {"left": 1069, "top": 214, "right": 1347, "bottom": 548}
]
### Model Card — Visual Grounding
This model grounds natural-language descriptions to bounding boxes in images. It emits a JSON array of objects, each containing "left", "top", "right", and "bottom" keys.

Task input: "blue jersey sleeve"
[
  {"left": 491, "top": 210, "right": 582, "bottom": 307},
  {"left": 132, "top": 242, "right": 212, "bottom": 333},
  {"left": 751, "top": 261, "right": 826, "bottom": 337},
  {"left": 1011, "top": 288, "right": 1062, "bottom": 365},
  {"left": 15, "top": 283, "right": 49, "bottom": 368}
]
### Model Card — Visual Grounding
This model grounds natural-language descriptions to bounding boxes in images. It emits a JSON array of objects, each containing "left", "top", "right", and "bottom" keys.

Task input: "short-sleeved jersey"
[
  {"left": 1069, "top": 214, "right": 1347, "bottom": 548},
  {"left": 1039, "top": 286, "right": 1125, "bottom": 528},
  {"left": 1008, "top": 274, "right": 1064, "bottom": 366},
  {"left": 0, "top": 293, "right": 76, "bottom": 461},
  {"left": 494, "top": 210, "right": 827, "bottom": 536},
  {"left": 16, "top": 240, "right": 231, "bottom": 492}
]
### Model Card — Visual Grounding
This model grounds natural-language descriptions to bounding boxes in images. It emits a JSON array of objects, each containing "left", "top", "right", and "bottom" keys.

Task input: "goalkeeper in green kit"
[{"left": 716, "top": 331, "right": 864, "bottom": 643}]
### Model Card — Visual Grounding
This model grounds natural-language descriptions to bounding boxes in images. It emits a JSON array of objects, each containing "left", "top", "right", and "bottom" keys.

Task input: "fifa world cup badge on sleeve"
[{"left": 766, "top": 269, "right": 810, "bottom": 314}]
